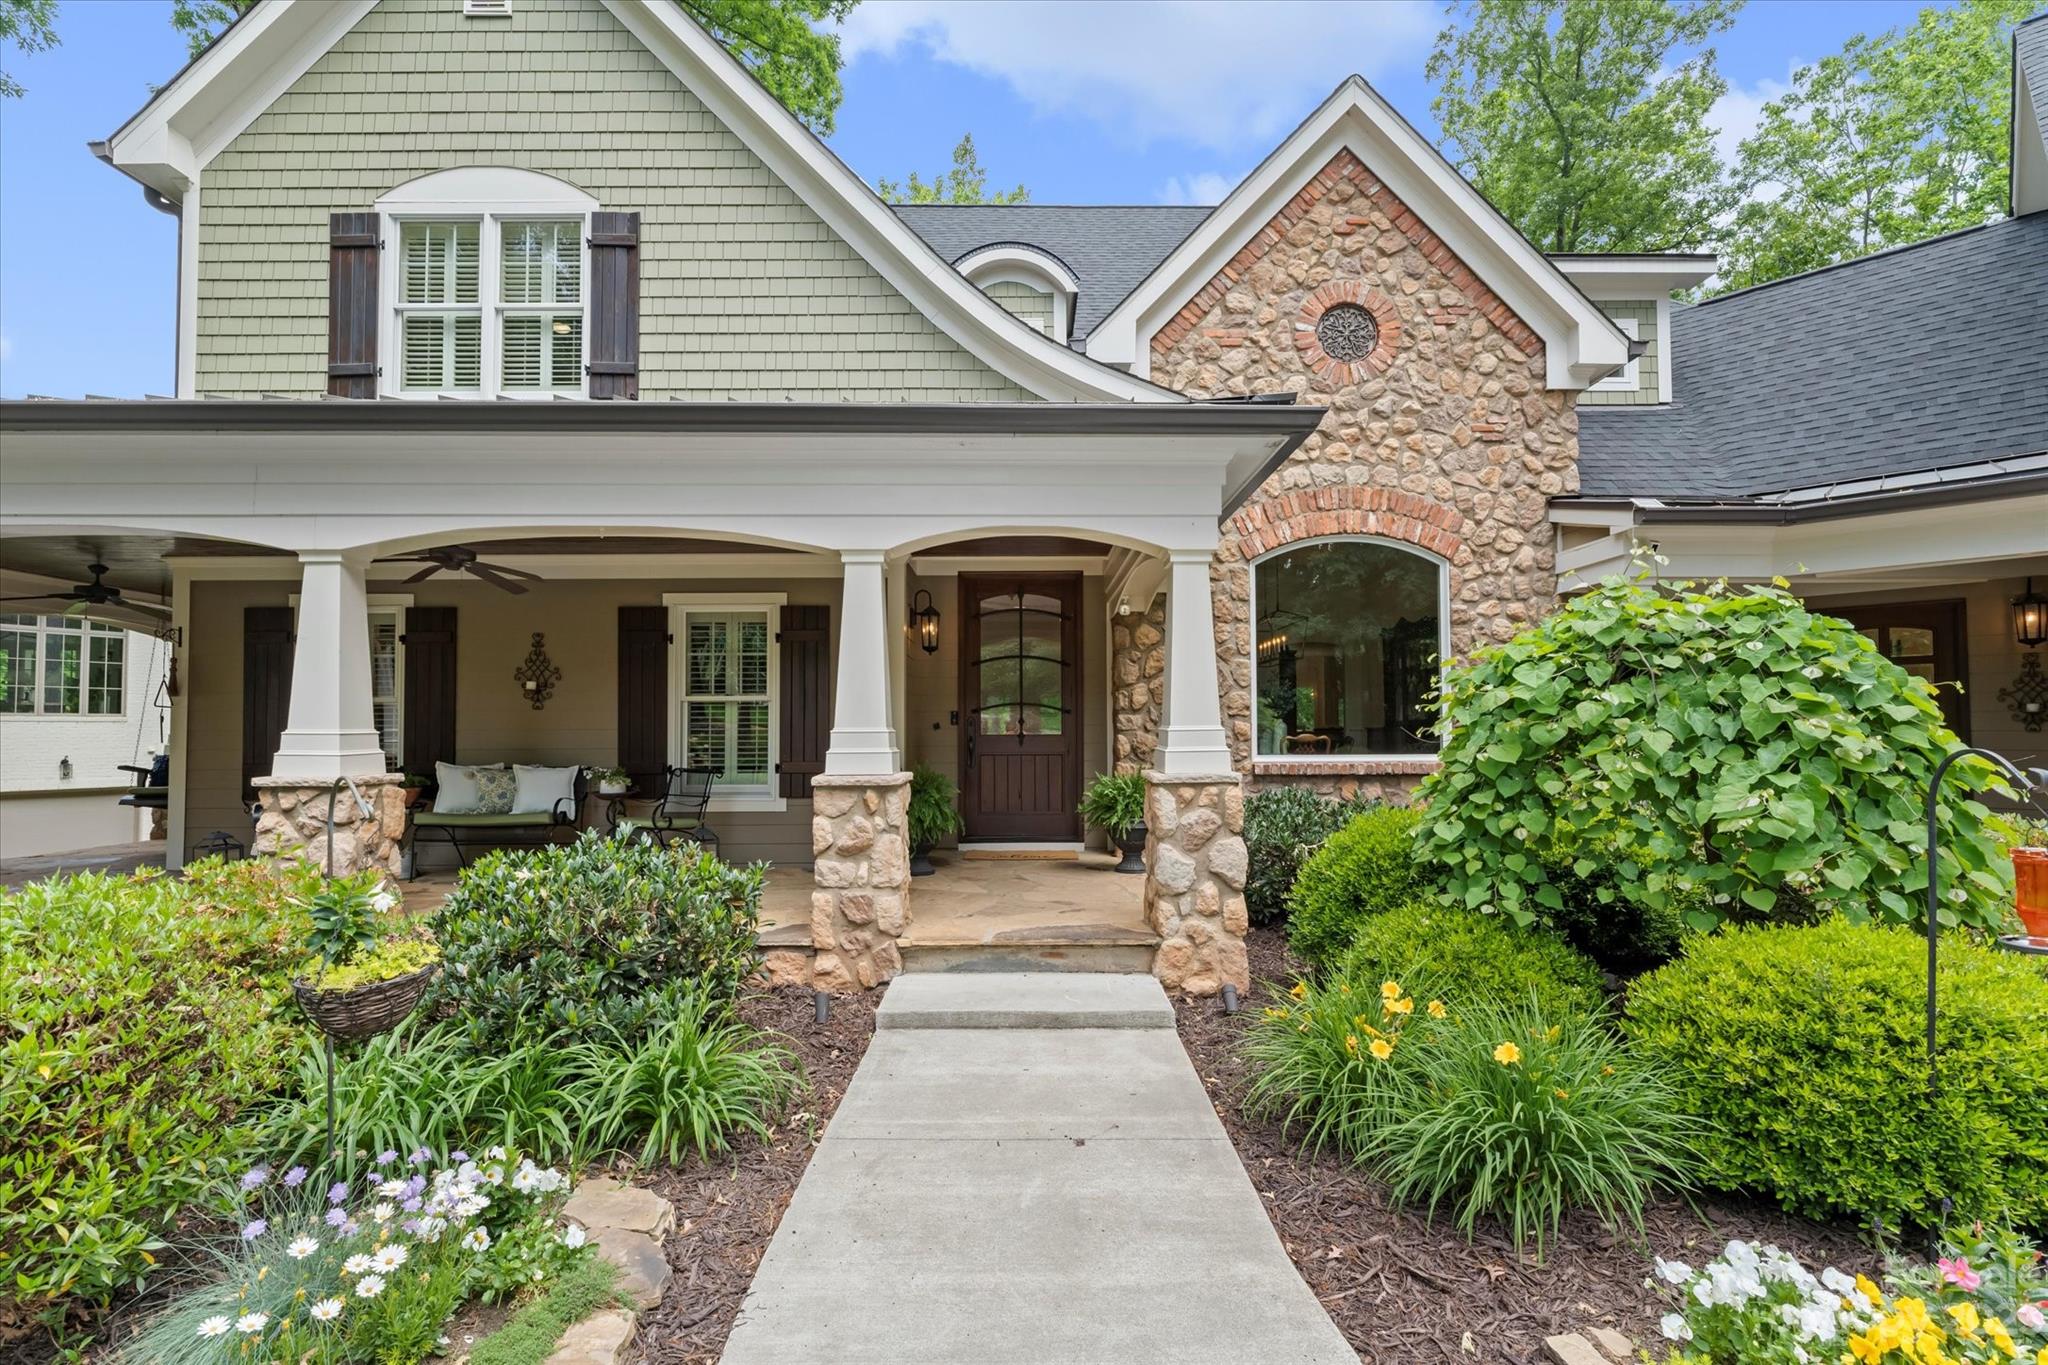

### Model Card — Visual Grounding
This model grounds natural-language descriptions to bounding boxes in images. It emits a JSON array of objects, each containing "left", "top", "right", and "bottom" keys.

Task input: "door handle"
[{"left": 966, "top": 730, "right": 976, "bottom": 770}]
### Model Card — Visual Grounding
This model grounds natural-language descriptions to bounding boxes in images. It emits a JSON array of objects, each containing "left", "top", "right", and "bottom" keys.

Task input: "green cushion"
[{"left": 415, "top": 810, "right": 557, "bottom": 828}]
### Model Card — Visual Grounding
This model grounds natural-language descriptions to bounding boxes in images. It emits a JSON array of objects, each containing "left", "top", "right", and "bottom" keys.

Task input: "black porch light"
[
  {"left": 911, "top": 589, "right": 941, "bottom": 655},
  {"left": 2013, "top": 578, "right": 2048, "bottom": 650}
]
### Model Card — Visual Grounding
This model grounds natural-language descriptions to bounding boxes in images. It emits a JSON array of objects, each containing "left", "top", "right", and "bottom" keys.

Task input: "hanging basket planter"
[{"left": 294, "top": 962, "right": 439, "bottom": 1043}]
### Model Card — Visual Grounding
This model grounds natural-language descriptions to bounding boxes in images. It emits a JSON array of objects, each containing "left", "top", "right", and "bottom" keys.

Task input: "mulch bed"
[
  {"left": 1176, "top": 927, "right": 1878, "bottom": 1364},
  {"left": 625, "top": 984, "right": 877, "bottom": 1365}
]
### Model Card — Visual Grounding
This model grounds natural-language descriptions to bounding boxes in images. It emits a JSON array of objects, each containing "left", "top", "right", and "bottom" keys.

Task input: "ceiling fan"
[
  {"left": 390, "top": 545, "right": 542, "bottom": 595},
  {"left": 0, "top": 563, "right": 173, "bottom": 631}
]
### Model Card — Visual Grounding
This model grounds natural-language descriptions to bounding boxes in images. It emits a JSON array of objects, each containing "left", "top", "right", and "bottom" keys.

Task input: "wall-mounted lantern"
[
  {"left": 513, "top": 632, "right": 561, "bottom": 710},
  {"left": 912, "top": 590, "right": 941, "bottom": 655},
  {"left": 2013, "top": 578, "right": 2048, "bottom": 650}
]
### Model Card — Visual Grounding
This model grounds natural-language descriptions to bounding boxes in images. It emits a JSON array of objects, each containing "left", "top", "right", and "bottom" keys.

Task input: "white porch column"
[
  {"left": 270, "top": 551, "right": 387, "bottom": 779},
  {"left": 824, "top": 549, "right": 901, "bottom": 775},
  {"left": 1154, "top": 548, "right": 1233, "bottom": 775}
]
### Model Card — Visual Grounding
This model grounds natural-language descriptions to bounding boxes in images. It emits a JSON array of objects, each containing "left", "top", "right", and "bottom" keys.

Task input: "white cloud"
[
  {"left": 1708, "top": 68, "right": 1795, "bottom": 170},
  {"left": 1157, "top": 170, "right": 1240, "bottom": 206},
  {"left": 0, "top": 335, "right": 12, "bottom": 363},
  {"left": 836, "top": 0, "right": 1437, "bottom": 153}
]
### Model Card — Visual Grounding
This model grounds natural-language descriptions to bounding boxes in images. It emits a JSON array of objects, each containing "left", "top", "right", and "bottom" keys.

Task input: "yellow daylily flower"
[
  {"left": 1379, "top": 981, "right": 1402, "bottom": 1001},
  {"left": 1384, "top": 996, "right": 1414, "bottom": 1016},
  {"left": 1344, "top": 1034, "right": 1359, "bottom": 1055},
  {"left": 1553, "top": 1088, "right": 1569, "bottom": 1101},
  {"left": 1426, "top": 999, "right": 1446, "bottom": 1019},
  {"left": 1369, "top": 1038, "right": 1393, "bottom": 1061},
  {"left": 1493, "top": 1041, "right": 1522, "bottom": 1065},
  {"left": 1289, "top": 981, "right": 1308, "bottom": 1000}
]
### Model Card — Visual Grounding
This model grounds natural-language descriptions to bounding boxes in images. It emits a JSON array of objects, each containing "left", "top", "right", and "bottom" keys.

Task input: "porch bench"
[{"left": 408, "top": 767, "right": 586, "bottom": 874}]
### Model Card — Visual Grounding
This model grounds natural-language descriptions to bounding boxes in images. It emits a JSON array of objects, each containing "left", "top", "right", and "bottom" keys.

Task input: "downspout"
[{"left": 142, "top": 186, "right": 183, "bottom": 393}]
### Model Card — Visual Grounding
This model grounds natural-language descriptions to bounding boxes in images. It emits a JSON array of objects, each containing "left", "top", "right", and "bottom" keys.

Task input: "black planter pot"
[
  {"left": 1112, "top": 820, "right": 1148, "bottom": 874},
  {"left": 910, "top": 838, "right": 937, "bottom": 877}
]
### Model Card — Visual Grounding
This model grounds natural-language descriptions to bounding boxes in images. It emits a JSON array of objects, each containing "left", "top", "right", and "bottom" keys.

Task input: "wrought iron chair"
[{"left": 643, "top": 765, "right": 721, "bottom": 857}]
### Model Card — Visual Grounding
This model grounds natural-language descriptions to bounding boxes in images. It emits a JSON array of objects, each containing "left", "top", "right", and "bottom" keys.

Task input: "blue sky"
[{"left": 0, "top": 0, "right": 1940, "bottom": 399}]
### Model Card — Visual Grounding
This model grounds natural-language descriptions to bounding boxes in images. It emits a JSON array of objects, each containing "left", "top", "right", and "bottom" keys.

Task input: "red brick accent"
[
  {"left": 1253, "top": 757, "right": 1441, "bottom": 778},
  {"left": 1295, "top": 280, "right": 1401, "bottom": 384},
  {"left": 1230, "top": 485, "right": 1468, "bottom": 565},
  {"left": 1152, "top": 149, "right": 1543, "bottom": 361}
]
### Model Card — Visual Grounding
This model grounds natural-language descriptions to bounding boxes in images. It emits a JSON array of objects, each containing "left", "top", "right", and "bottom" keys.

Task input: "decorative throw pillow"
[
  {"left": 512, "top": 764, "right": 579, "bottom": 816},
  {"left": 433, "top": 761, "right": 484, "bottom": 814},
  {"left": 473, "top": 767, "right": 518, "bottom": 815}
]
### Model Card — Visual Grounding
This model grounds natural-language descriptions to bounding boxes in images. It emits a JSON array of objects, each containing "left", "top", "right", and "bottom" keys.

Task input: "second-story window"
[{"left": 396, "top": 215, "right": 584, "bottom": 397}]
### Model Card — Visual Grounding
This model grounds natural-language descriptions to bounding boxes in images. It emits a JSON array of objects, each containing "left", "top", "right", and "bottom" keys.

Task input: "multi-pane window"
[
  {"left": 369, "top": 611, "right": 403, "bottom": 771},
  {"left": 681, "top": 610, "right": 772, "bottom": 791},
  {"left": 0, "top": 615, "right": 125, "bottom": 716},
  {"left": 396, "top": 216, "right": 583, "bottom": 397}
]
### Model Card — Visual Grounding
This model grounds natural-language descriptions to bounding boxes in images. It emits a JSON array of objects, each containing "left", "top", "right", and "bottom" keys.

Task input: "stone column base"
[
  {"left": 1142, "top": 771, "right": 1250, "bottom": 996},
  {"left": 251, "top": 773, "right": 406, "bottom": 877},
  {"left": 810, "top": 773, "right": 913, "bottom": 991}
]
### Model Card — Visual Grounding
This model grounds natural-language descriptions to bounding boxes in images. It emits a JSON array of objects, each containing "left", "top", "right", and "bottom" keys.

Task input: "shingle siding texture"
[
  {"left": 1576, "top": 300, "right": 1659, "bottom": 406},
  {"left": 196, "top": 0, "right": 1031, "bottom": 401},
  {"left": 1578, "top": 213, "right": 2048, "bottom": 497},
  {"left": 983, "top": 281, "right": 1052, "bottom": 332}
]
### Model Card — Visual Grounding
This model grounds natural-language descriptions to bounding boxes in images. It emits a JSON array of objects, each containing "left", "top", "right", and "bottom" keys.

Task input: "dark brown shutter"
[
  {"left": 777, "top": 604, "right": 830, "bottom": 799},
  {"left": 327, "top": 212, "right": 380, "bottom": 398},
  {"left": 618, "top": 605, "right": 668, "bottom": 797},
  {"left": 242, "top": 606, "right": 295, "bottom": 802},
  {"left": 586, "top": 211, "right": 640, "bottom": 400},
  {"left": 401, "top": 607, "right": 457, "bottom": 777}
]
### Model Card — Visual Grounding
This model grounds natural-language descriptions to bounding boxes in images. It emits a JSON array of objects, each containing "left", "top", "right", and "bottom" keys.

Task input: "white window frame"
[
  {"left": 0, "top": 614, "right": 128, "bottom": 719},
  {"left": 287, "top": 594, "right": 409, "bottom": 771},
  {"left": 374, "top": 169, "right": 599, "bottom": 401},
  {"left": 663, "top": 592, "right": 788, "bottom": 813},
  {"left": 1247, "top": 534, "right": 1450, "bottom": 764},
  {"left": 1588, "top": 314, "right": 1641, "bottom": 393}
]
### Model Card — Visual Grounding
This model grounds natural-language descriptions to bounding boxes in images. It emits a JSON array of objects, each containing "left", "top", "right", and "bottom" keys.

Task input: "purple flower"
[
  {"left": 281, "top": 1166, "right": 308, "bottom": 1189},
  {"left": 328, "top": 1181, "right": 349, "bottom": 1206},
  {"left": 239, "top": 1167, "right": 269, "bottom": 1192},
  {"left": 404, "top": 1174, "right": 426, "bottom": 1197},
  {"left": 341, "top": 1218, "right": 361, "bottom": 1237},
  {"left": 449, "top": 1151, "right": 470, "bottom": 1164},
  {"left": 409, "top": 1148, "right": 430, "bottom": 1166},
  {"left": 401, "top": 1196, "right": 422, "bottom": 1213},
  {"left": 376, "top": 1150, "right": 398, "bottom": 1166},
  {"left": 401, "top": 1218, "right": 424, "bottom": 1237},
  {"left": 240, "top": 1219, "right": 268, "bottom": 1241},
  {"left": 324, "top": 1207, "right": 349, "bottom": 1228}
]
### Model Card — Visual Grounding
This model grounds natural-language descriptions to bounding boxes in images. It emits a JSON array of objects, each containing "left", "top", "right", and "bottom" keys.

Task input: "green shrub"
[
  {"left": 1286, "top": 804, "right": 1427, "bottom": 971},
  {"left": 1242, "top": 786, "right": 1373, "bottom": 926},
  {"left": 1338, "top": 900, "right": 1606, "bottom": 1018},
  {"left": 0, "top": 860, "right": 316, "bottom": 1319},
  {"left": 1078, "top": 771, "right": 1147, "bottom": 841},
  {"left": 1625, "top": 920, "right": 2048, "bottom": 1229},
  {"left": 1244, "top": 973, "right": 1697, "bottom": 1255},
  {"left": 906, "top": 764, "right": 965, "bottom": 851},
  {"left": 1417, "top": 577, "right": 2014, "bottom": 933},
  {"left": 1535, "top": 843, "right": 1695, "bottom": 975},
  {"left": 428, "top": 831, "right": 763, "bottom": 1045}
]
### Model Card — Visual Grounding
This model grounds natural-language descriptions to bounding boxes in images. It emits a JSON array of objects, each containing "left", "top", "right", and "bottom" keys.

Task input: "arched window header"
[
  {"left": 1250, "top": 535, "right": 1448, "bottom": 761},
  {"left": 954, "top": 244, "right": 1078, "bottom": 344}
]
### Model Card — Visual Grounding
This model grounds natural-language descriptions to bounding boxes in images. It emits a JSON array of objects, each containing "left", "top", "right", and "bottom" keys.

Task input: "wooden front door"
[
  {"left": 1835, "top": 599, "right": 1971, "bottom": 740},
  {"left": 959, "top": 574, "right": 1081, "bottom": 841}
]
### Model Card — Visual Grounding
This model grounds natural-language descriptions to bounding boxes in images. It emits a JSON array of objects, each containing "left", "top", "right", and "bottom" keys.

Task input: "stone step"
[
  {"left": 876, "top": 971, "right": 1173, "bottom": 1030},
  {"left": 900, "top": 939, "right": 1158, "bottom": 976}
]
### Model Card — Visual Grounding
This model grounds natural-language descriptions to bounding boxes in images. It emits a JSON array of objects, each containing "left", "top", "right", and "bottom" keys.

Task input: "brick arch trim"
[{"left": 1230, "top": 487, "right": 1468, "bottom": 567}]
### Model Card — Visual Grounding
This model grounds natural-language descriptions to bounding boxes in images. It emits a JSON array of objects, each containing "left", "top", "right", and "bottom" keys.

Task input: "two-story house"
[{"left": 2, "top": 0, "right": 2042, "bottom": 993}]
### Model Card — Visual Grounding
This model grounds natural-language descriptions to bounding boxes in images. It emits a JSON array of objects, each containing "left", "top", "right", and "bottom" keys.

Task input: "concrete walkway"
[{"left": 721, "top": 974, "right": 1355, "bottom": 1365}]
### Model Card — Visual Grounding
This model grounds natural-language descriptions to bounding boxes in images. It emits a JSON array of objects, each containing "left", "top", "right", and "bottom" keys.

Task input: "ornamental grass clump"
[{"left": 1417, "top": 576, "right": 2014, "bottom": 933}]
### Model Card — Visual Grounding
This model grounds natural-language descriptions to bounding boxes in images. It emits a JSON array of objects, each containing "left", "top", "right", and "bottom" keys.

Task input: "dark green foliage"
[
  {"left": 1242, "top": 786, "right": 1374, "bottom": 927},
  {"left": 907, "top": 764, "right": 965, "bottom": 851},
  {"left": 1534, "top": 843, "right": 1692, "bottom": 975},
  {"left": 0, "top": 860, "right": 316, "bottom": 1315},
  {"left": 1285, "top": 805, "right": 1428, "bottom": 972},
  {"left": 1338, "top": 900, "right": 1607, "bottom": 1019},
  {"left": 1418, "top": 578, "right": 2013, "bottom": 933},
  {"left": 1078, "top": 771, "right": 1147, "bottom": 841},
  {"left": 428, "top": 831, "right": 763, "bottom": 1045},
  {"left": 1625, "top": 920, "right": 2048, "bottom": 1230},
  {"left": 468, "top": 1256, "right": 623, "bottom": 1365}
]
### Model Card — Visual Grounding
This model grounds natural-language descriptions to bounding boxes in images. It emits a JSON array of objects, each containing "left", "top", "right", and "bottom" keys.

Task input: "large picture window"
[
  {"left": 678, "top": 606, "right": 775, "bottom": 794},
  {"left": 0, "top": 615, "right": 126, "bottom": 716},
  {"left": 1252, "top": 540, "right": 1444, "bottom": 758}
]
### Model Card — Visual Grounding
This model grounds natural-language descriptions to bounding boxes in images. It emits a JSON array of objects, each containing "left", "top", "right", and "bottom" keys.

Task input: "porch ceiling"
[{"left": 0, "top": 533, "right": 282, "bottom": 596}]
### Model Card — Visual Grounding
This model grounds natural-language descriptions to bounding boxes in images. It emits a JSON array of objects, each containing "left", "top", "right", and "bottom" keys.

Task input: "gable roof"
[
  {"left": 2015, "top": 12, "right": 2048, "bottom": 214},
  {"left": 894, "top": 206, "right": 1213, "bottom": 349},
  {"left": 96, "top": 0, "right": 1178, "bottom": 405},
  {"left": 1575, "top": 211, "right": 2048, "bottom": 500},
  {"left": 1081, "top": 76, "right": 1633, "bottom": 390}
]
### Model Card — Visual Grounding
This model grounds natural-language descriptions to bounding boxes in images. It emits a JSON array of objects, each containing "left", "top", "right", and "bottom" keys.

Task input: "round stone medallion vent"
[{"left": 1314, "top": 303, "right": 1379, "bottom": 362}]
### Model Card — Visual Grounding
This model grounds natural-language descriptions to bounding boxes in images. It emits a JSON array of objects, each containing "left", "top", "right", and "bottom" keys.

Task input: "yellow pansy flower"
[
  {"left": 1854, "top": 1274, "right": 1883, "bottom": 1308},
  {"left": 1493, "top": 1041, "right": 1522, "bottom": 1065},
  {"left": 1369, "top": 1038, "right": 1393, "bottom": 1061},
  {"left": 1947, "top": 1301, "right": 1981, "bottom": 1337}
]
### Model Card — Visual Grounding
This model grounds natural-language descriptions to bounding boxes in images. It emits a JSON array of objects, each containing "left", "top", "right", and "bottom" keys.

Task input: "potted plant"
[
  {"left": 907, "top": 764, "right": 965, "bottom": 877},
  {"left": 398, "top": 772, "right": 431, "bottom": 808},
  {"left": 588, "top": 763, "right": 632, "bottom": 797},
  {"left": 2014, "top": 817, "right": 2048, "bottom": 940},
  {"left": 1079, "top": 771, "right": 1149, "bottom": 874},
  {"left": 292, "top": 871, "right": 440, "bottom": 1042}
]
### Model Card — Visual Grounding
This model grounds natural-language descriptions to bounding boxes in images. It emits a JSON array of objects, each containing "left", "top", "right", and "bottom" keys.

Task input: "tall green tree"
[
  {"left": 166, "top": 0, "right": 856, "bottom": 133},
  {"left": 1715, "top": 0, "right": 2032, "bottom": 294},
  {"left": 0, "top": 0, "right": 58, "bottom": 98},
  {"left": 878, "top": 133, "right": 1029, "bottom": 205},
  {"left": 1427, "top": 0, "right": 1740, "bottom": 252}
]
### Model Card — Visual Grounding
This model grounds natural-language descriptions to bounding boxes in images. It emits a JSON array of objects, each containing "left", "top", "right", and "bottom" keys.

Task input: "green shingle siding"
[
  {"left": 983, "top": 281, "right": 1052, "bottom": 333},
  {"left": 1578, "top": 301, "right": 1660, "bottom": 406},
  {"left": 195, "top": 0, "right": 1031, "bottom": 401}
]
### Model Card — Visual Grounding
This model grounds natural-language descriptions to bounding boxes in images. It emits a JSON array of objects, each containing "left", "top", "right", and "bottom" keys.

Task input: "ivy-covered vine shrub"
[
  {"left": 428, "top": 832, "right": 762, "bottom": 1045},
  {"left": 1416, "top": 578, "right": 2012, "bottom": 933},
  {"left": 1242, "top": 786, "right": 1375, "bottom": 926}
]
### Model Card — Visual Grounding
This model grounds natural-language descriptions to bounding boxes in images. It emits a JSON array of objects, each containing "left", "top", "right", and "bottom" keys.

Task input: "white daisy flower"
[
  {"left": 342, "top": 1253, "right": 374, "bottom": 1275},
  {"left": 235, "top": 1313, "right": 269, "bottom": 1335},
  {"left": 286, "top": 1236, "right": 320, "bottom": 1261},
  {"left": 376, "top": 1178, "right": 407, "bottom": 1198},
  {"left": 371, "top": 1244, "right": 408, "bottom": 1272},
  {"left": 356, "top": 1274, "right": 386, "bottom": 1299},
  {"left": 196, "top": 1316, "right": 232, "bottom": 1339},
  {"left": 371, "top": 1201, "right": 396, "bottom": 1224},
  {"left": 309, "top": 1298, "right": 344, "bottom": 1323}
]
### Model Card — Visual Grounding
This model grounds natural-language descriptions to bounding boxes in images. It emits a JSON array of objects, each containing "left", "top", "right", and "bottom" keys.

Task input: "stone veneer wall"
[
  {"left": 810, "top": 773, "right": 912, "bottom": 992},
  {"left": 1109, "top": 594, "right": 1167, "bottom": 774},
  {"left": 251, "top": 773, "right": 406, "bottom": 876},
  {"left": 1143, "top": 772, "right": 1249, "bottom": 995},
  {"left": 1150, "top": 148, "right": 1578, "bottom": 800}
]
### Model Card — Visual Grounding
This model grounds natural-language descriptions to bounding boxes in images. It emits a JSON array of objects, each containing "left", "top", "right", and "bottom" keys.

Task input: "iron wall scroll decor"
[
  {"left": 1999, "top": 652, "right": 2047, "bottom": 732},
  {"left": 513, "top": 632, "right": 562, "bottom": 710}
]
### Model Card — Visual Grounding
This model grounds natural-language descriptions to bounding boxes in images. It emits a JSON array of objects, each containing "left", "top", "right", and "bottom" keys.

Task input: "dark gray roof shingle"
[
  {"left": 1577, "top": 210, "right": 2048, "bottom": 498},
  {"left": 894, "top": 204, "right": 1212, "bottom": 348}
]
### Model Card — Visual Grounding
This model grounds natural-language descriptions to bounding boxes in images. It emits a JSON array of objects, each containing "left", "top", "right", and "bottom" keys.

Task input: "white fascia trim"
[
  {"left": 602, "top": 0, "right": 1174, "bottom": 405},
  {"left": 104, "top": 0, "right": 380, "bottom": 197},
  {"left": 2014, "top": 55, "right": 2048, "bottom": 216},
  {"left": 955, "top": 245, "right": 1081, "bottom": 296},
  {"left": 1551, "top": 257, "right": 1718, "bottom": 296},
  {"left": 1085, "top": 77, "right": 1631, "bottom": 391}
]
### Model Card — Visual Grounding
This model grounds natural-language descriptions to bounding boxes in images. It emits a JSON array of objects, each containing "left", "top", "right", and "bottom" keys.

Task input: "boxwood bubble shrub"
[
  {"left": 1625, "top": 920, "right": 2048, "bottom": 1231},
  {"left": 1285, "top": 804, "right": 1428, "bottom": 973},
  {"left": 1338, "top": 899, "right": 1607, "bottom": 1020},
  {"left": 1415, "top": 577, "right": 2013, "bottom": 934}
]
